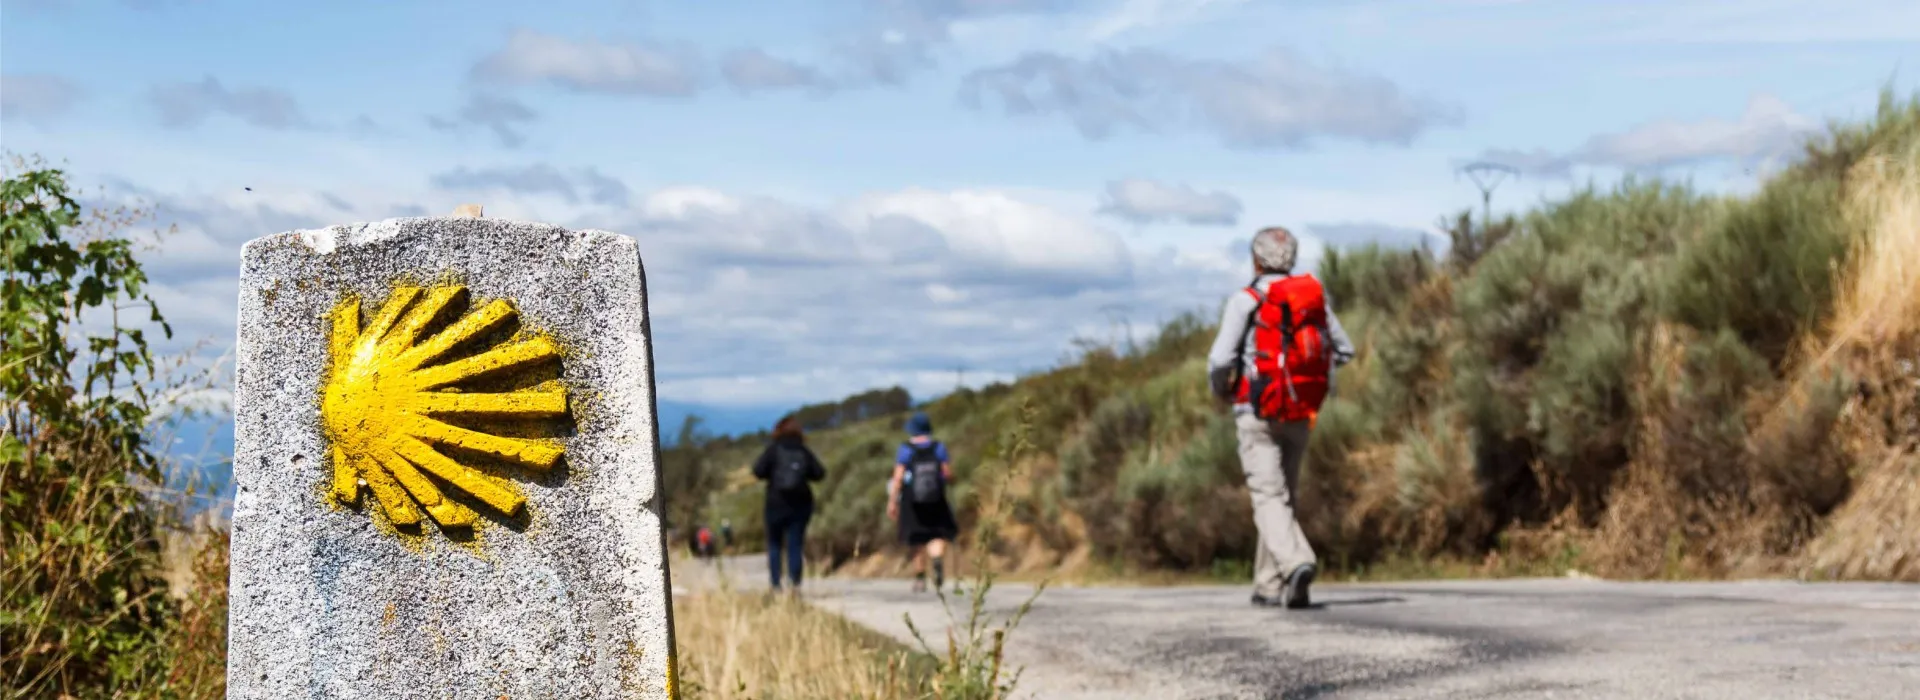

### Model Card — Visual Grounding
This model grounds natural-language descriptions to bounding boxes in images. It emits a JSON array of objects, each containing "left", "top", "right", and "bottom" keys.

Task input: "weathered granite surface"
[{"left": 228, "top": 217, "right": 677, "bottom": 699}]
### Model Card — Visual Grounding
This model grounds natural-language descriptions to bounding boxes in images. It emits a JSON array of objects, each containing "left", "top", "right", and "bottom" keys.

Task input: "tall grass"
[
  {"left": 1801, "top": 109, "right": 1920, "bottom": 581},
  {"left": 671, "top": 584, "right": 933, "bottom": 700}
]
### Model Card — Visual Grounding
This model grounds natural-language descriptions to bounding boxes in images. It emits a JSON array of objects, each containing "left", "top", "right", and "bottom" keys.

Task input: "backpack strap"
[{"left": 1235, "top": 285, "right": 1261, "bottom": 368}]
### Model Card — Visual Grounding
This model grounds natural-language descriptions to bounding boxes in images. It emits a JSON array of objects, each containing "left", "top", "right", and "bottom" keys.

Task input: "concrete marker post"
[{"left": 227, "top": 215, "right": 679, "bottom": 698}]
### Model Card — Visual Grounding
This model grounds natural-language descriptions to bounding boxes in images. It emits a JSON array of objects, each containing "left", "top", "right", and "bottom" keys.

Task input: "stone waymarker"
[{"left": 228, "top": 215, "right": 679, "bottom": 698}]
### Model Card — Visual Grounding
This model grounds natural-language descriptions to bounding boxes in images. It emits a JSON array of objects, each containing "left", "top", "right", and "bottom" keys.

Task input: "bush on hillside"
[
  {"left": 1451, "top": 180, "right": 1719, "bottom": 522},
  {"left": 1320, "top": 244, "right": 1436, "bottom": 314},
  {"left": 1661, "top": 176, "right": 1848, "bottom": 368}
]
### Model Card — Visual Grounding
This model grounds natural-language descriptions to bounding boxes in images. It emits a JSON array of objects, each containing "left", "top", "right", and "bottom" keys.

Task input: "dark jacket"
[{"left": 752, "top": 435, "right": 826, "bottom": 515}]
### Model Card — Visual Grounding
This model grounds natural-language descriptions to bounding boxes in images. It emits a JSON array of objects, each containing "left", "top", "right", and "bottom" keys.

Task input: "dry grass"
[
  {"left": 153, "top": 524, "right": 231, "bottom": 696},
  {"left": 670, "top": 584, "right": 932, "bottom": 700},
  {"left": 1802, "top": 135, "right": 1920, "bottom": 581}
]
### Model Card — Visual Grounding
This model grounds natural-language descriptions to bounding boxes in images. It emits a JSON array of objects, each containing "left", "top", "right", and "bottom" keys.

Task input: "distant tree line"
[
  {"left": 659, "top": 385, "right": 914, "bottom": 533},
  {"left": 787, "top": 386, "right": 913, "bottom": 432}
]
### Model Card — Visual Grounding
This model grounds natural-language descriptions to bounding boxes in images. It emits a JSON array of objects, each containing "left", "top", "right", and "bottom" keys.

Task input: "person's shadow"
[{"left": 1297, "top": 596, "right": 1405, "bottom": 610}]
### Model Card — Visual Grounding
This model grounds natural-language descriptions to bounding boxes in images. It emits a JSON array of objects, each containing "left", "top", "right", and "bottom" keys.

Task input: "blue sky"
[{"left": 4, "top": 0, "right": 1917, "bottom": 440}]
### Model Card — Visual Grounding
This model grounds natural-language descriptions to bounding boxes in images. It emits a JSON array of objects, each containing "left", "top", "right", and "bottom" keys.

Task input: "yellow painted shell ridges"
[{"left": 321, "top": 283, "right": 567, "bottom": 532}]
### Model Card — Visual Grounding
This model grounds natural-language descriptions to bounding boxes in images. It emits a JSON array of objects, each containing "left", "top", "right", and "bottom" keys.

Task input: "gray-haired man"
[{"left": 1206, "top": 226, "right": 1355, "bottom": 609}]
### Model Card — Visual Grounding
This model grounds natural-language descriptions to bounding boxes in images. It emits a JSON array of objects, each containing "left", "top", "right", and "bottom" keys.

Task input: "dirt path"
[{"left": 677, "top": 555, "right": 1920, "bottom": 699}]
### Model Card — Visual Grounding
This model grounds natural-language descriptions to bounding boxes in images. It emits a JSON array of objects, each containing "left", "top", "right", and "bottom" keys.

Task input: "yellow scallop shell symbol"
[{"left": 320, "top": 283, "right": 567, "bottom": 530}]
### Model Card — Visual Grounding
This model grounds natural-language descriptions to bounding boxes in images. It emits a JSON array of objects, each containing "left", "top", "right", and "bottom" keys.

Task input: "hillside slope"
[{"left": 664, "top": 90, "right": 1920, "bottom": 582}]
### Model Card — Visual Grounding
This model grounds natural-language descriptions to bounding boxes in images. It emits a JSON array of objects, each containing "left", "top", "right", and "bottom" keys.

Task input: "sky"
[{"left": 3, "top": 0, "right": 1917, "bottom": 442}]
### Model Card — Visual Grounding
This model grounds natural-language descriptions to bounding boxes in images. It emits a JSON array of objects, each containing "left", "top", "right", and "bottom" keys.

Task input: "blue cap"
[{"left": 906, "top": 412, "right": 932, "bottom": 437}]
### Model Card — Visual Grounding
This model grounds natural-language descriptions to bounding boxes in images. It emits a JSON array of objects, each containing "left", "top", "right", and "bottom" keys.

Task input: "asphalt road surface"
[{"left": 676, "top": 556, "right": 1920, "bottom": 699}]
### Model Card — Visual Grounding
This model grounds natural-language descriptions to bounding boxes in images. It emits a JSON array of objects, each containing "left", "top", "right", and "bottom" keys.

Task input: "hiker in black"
[
  {"left": 887, "top": 412, "right": 959, "bottom": 593},
  {"left": 752, "top": 416, "right": 827, "bottom": 592}
]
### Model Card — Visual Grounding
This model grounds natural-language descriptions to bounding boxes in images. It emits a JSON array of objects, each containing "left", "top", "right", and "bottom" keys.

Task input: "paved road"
[{"left": 677, "top": 556, "right": 1920, "bottom": 699}]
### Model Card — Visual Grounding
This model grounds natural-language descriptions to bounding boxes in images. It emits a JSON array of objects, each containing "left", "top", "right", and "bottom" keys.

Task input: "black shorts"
[{"left": 898, "top": 498, "right": 959, "bottom": 546}]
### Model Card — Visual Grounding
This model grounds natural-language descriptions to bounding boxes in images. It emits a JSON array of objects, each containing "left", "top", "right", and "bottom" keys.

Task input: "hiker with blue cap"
[{"left": 888, "top": 411, "right": 959, "bottom": 592}]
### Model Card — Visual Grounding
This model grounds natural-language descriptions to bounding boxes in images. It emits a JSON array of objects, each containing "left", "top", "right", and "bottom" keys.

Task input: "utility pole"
[{"left": 1457, "top": 162, "right": 1520, "bottom": 230}]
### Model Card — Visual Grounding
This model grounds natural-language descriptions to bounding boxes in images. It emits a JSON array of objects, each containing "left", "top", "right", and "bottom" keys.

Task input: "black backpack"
[
  {"left": 904, "top": 441, "right": 945, "bottom": 505},
  {"left": 769, "top": 445, "right": 810, "bottom": 493}
]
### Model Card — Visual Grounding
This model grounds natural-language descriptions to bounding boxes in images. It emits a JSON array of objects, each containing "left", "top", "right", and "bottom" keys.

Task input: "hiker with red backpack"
[
  {"left": 1207, "top": 226, "right": 1355, "bottom": 609},
  {"left": 888, "top": 412, "right": 959, "bottom": 593},
  {"left": 695, "top": 525, "right": 715, "bottom": 560},
  {"left": 753, "top": 415, "right": 828, "bottom": 593}
]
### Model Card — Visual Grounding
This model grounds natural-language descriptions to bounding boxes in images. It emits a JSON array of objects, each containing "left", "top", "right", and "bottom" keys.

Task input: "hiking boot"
[{"left": 1282, "top": 563, "right": 1316, "bottom": 609}]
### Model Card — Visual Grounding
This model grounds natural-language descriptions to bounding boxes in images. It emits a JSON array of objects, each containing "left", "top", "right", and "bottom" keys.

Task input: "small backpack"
[
  {"left": 1237, "top": 274, "right": 1333, "bottom": 422},
  {"left": 903, "top": 441, "right": 946, "bottom": 505},
  {"left": 769, "top": 444, "right": 810, "bottom": 493}
]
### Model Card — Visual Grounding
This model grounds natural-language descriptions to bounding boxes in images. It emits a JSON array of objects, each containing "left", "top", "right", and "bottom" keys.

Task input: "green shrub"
[
  {"left": 1450, "top": 179, "right": 1720, "bottom": 518},
  {"left": 1, "top": 162, "right": 207, "bottom": 698},
  {"left": 1660, "top": 176, "right": 1848, "bottom": 367},
  {"left": 1392, "top": 407, "right": 1488, "bottom": 553},
  {"left": 1321, "top": 244, "right": 1436, "bottom": 315}
]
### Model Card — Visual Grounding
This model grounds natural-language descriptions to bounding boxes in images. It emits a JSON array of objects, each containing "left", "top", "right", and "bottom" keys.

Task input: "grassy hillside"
[{"left": 668, "top": 89, "right": 1920, "bottom": 583}]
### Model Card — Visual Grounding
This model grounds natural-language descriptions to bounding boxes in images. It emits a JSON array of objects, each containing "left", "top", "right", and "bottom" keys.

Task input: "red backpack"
[{"left": 1235, "top": 274, "right": 1333, "bottom": 422}]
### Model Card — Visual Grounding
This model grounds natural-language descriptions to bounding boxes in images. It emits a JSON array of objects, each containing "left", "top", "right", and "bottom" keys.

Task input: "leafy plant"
[
  {"left": 0, "top": 158, "right": 189, "bottom": 697},
  {"left": 903, "top": 399, "right": 1046, "bottom": 700}
]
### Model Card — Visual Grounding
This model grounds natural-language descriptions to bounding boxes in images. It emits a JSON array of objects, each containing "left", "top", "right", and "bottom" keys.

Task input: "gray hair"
[{"left": 1251, "top": 226, "right": 1297, "bottom": 273}]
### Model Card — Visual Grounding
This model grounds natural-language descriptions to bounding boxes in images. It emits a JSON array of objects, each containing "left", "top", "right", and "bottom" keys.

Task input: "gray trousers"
[{"left": 1235, "top": 412, "right": 1317, "bottom": 596}]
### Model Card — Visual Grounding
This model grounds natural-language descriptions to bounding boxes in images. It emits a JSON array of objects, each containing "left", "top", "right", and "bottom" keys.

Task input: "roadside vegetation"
[
  {"left": 671, "top": 88, "right": 1920, "bottom": 585},
  {"left": 2, "top": 156, "right": 229, "bottom": 699}
]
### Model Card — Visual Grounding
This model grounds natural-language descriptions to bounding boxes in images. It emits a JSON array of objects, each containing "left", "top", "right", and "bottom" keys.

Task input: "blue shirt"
[{"left": 896, "top": 440, "right": 950, "bottom": 466}]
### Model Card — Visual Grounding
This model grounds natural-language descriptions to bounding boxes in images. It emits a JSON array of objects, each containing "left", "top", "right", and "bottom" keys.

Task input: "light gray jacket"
[{"left": 1205, "top": 273, "right": 1357, "bottom": 415}]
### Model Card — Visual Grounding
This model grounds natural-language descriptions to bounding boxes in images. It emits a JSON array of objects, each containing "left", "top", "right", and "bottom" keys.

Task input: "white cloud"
[
  {"left": 1097, "top": 178, "right": 1241, "bottom": 226},
  {"left": 655, "top": 367, "right": 1022, "bottom": 408},
  {"left": 1084, "top": 0, "right": 1250, "bottom": 41},
  {"left": 1468, "top": 148, "right": 1571, "bottom": 179},
  {"left": 95, "top": 172, "right": 1234, "bottom": 412},
  {"left": 430, "top": 163, "right": 631, "bottom": 206},
  {"left": 642, "top": 186, "right": 742, "bottom": 219},
  {"left": 147, "top": 76, "right": 312, "bottom": 130},
  {"left": 471, "top": 28, "right": 704, "bottom": 97},
  {"left": 959, "top": 47, "right": 1462, "bottom": 149},
  {"left": 1, "top": 73, "right": 84, "bottom": 124},
  {"left": 844, "top": 188, "right": 1133, "bottom": 281},
  {"left": 1474, "top": 92, "right": 1823, "bottom": 177},
  {"left": 591, "top": 185, "right": 1228, "bottom": 407},
  {"left": 925, "top": 283, "right": 968, "bottom": 303},
  {"left": 719, "top": 48, "right": 832, "bottom": 93},
  {"left": 427, "top": 93, "right": 539, "bottom": 148},
  {"left": 1579, "top": 93, "right": 1819, "bottom": 170},
  {"left": 1305, "top": 221, "right": 1438, "bottom": 251}
]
